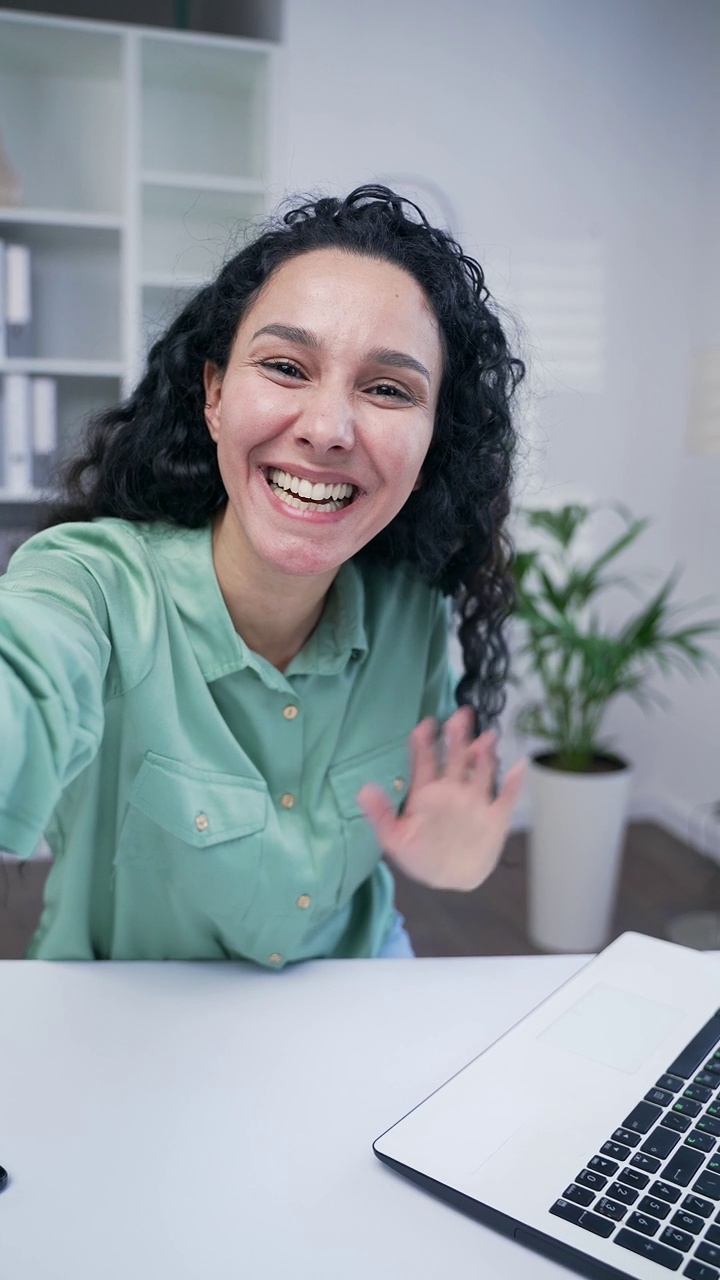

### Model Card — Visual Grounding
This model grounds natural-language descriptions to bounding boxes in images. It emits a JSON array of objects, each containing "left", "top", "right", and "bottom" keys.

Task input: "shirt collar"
[{"left": 147, "top": 522, "right": 368, "bottom": 687}]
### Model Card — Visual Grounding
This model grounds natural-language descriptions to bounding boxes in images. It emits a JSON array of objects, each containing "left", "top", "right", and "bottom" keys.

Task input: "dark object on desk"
[{"left": 0, "top": 1165, "right": 8, "bottom": 1191}]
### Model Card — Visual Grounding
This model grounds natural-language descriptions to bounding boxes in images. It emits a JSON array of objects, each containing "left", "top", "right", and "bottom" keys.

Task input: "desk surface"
[{"left": 2, "top": 953, "right": 590, "bottom": 1279}]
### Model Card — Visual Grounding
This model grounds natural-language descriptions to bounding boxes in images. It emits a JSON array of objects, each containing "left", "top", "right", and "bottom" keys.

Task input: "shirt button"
[
  {"left": 296, "top": 894, "right": 311, "bottom": 910},
  {"left": 393, "top": 777, "right": 405, "bottom": 792},
  {"left": 283, "top": 704, "right": 299, "bottom": 720},
  {"left": 280, "top": 792, "right": 296, "bottom": 809},
  {"left": 268, "top": 953, "right": 283, "bottom": 965},
  {"left": 195, "top": 813, "right": 209, "bottom": 831}
]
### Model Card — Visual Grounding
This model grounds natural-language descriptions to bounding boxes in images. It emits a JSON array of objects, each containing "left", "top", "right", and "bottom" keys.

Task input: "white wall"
[{"left": 277, "top": 0, "right": 720, "bottom": 850}]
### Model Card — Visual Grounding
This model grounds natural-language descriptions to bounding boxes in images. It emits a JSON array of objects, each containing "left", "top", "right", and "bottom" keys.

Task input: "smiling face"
[{"left": 203, "top": 248, "right": 443, "bottom": 586}]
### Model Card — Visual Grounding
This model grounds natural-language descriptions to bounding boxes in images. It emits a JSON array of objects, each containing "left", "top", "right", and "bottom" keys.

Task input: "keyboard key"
[
  {"left": 666, "top": 1015, "right": 720, "bottom": 1080},
  {"left": 588, "top": 1155, "right": 619, "bottom": 1177},
  {"left": 704, "top": 1063, "right": 720, "bottom": 1079},
  {"left": 608, "top": 1181, "right": 640, "bottom": 1205},
  {"left": 687, "top": 1132, "right": 717, "bottom": 1154},
  {"left": 699, "top": 1118, "right": 720, "bottom": 1138},
  {"left": 708, "top": 1104, "right": 720, "bottom": 1120},
  {"left": 661, "top": 1226, "right": 694, "bottom": 1252},
  {"left": 644, "top": 1128, "right": 683, "bottom": 1159},
  {"left": 666, "top": 1148, "right": 707, "bottom": 1187},
  {"left": 695, "top": 1074, "right": 720, "bottom": 1092},
  {"left": 576, "top": 1210, "right": 616, "bottom": 1238},
  {"left": 666, "top": 1114, "right": 695, "bottom": 1133},
  {"left": 694, "top": 1172, "right": 720, "bottom": 1200},
  {"left": 671, "top": 1210, "right": 705, "bottom": 1234},
  {"left": 596, "top": 1196, "right": 626, "bottom": 1222},
  {"left": 648, "top": 1088, "right": 678, "bottom": 1107},
  {"left": 633, "top": 1152, "right": 663, "bottom": 1173},
  {"left": 683, "top": 1259, "right": 720, "bottom": 1280},
  {"left": 620, "top": 1167, "right": 651, "bottom": 1189},
  {"left": 563, "top": 1183, "right": 595, "bottom": 1206},
  {"left": 550, "top": 1198, "right": 583, "bottom": 1225},
  {"left": 639, "top": 1196, "right": 672, "bottom": 1220},
  {"left": 709, "top": 1158, "right": 720, "bottom": 1175},
  {"left": 613, "top": 1126, "right": 641, "bottom": 1147},
  {"left": 707, "top": 1226, "right": 720, "bottom": 1244},
  {"left": 658, "top": 1075, "right": 685, "bottom": 1093},
  {"left": 653, "top": 1181, "right": 683, "bottom": 1204},
  {"left": 696, "top": 1242, "right": 720, "bottom": 1267},
  {"left": 625, "top": 1101, "right": 663, "bottom": 1133},
  {"left": 683, "top": 1196, "right": 714, "bottom": 1217},
  {"left": 576, "top": 1168, "right": 608, "bottom": 1192},
  {"left": 615, "top": 1227, "right": 683, "bottom": 1269},
  {"left": 549, "top": 1199, "right": 614, "bottom": 1237},
  {"left": 686, "top": 1085, "right": 713, "bottom": 1104},
  {"left": 675, "top": 1100, "right": 704, "bottom": 1119},
  {"left": 602, "top": 1140, "right": 631, "bottom": 1161},
  {"left": 628, "top": 1210, "right": 660, "bottom": 1236}
]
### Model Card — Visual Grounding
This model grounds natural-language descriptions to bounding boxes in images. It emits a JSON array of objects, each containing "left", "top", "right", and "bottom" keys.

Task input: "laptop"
[{"left": 373, "top": 931, "right": 720, "bottom": 1280}]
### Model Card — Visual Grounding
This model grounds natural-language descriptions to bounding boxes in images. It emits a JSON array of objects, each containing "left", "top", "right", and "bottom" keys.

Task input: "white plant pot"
[{"left": 527, "top": 754, "right": 633, "bottom": 953}]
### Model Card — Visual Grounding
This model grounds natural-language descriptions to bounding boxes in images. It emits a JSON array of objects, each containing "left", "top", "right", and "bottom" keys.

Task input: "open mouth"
[{"left": 263, "top": 467, "right": 358, "bottom": 513}]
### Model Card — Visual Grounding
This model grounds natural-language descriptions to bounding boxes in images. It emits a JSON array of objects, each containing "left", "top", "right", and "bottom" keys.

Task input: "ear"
[{"left": 203, "top": 361, "right": 223, "bottom": 441}]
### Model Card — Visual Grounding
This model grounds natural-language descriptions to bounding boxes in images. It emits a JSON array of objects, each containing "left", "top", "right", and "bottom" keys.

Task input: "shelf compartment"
[
  {"left": 0, "top": 371, "right": 121, "bottom": 497},
  {"left": 0, "top": 221, "right": 121, "bottom": 364},
  {"left": 141, "top": 183, "right": 263, "bottom": 281},
  {"left": 140, "top": 35, "right": 267, "bottom": 180},
  {"left": 0, "top": 19, "right": 124, "bottom": 216}
]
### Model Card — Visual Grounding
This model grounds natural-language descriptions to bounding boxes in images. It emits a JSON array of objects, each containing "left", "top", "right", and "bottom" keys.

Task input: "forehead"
[{"left": 240, "top": 248, "right": 441, "bottom": 357}]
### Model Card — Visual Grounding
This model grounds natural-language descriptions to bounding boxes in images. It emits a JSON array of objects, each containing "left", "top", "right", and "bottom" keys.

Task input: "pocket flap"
[
  {"left": 129, "top": 752, "right": 267, "bottom": 847},
  {"left": 328, "top": 735, "right": 410, "bottom": 819}
]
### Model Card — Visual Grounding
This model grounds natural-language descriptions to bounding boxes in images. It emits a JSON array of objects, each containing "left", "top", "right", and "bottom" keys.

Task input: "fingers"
[
  {"left": 443, "top": 705, "right": 476, "bottom": 782},
  {"left": 465, "top": 729, "right": 498, "bottom": 799},
  {"left": 356, "top": 782, "right": 397, "bottom": 845},
  {"left": 408, "top": 717, "right": 440, "bottom": 791},
  {"left": 493, "top": 758, "right": 527, "bottom": 820}
]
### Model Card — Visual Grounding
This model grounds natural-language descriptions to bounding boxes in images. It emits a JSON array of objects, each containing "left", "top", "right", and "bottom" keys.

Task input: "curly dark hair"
[{"left": 49, "top": 185, "right": 525, "bottom": 730}]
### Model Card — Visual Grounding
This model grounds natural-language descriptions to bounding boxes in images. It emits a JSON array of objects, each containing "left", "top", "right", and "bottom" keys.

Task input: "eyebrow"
[{"left": 251, "top": 324, "right": 431, "bottom": 383}]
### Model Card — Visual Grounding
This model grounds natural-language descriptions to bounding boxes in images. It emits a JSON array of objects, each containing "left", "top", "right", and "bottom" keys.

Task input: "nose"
[{"left": 292, "top": 385, "right": 356, "bottom": 453}]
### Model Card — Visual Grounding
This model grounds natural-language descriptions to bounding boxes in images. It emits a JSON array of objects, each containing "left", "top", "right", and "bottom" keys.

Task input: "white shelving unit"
[{"left": 0, "top": 8, "right": 274, "bottom": 513}]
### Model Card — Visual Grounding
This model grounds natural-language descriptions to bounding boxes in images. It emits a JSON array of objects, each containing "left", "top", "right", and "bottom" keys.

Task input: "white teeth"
[
  {"left": 273, "top": 487, "right": 344, "bottom": 513},
  {"left": 267, "top": 468, "right": 355, "bottom": 503}
]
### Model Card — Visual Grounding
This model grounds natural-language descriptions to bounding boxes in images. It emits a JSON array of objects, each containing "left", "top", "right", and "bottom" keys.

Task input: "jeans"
[{"left": 377, "top": 910, "right": 416, "bottom": 958}]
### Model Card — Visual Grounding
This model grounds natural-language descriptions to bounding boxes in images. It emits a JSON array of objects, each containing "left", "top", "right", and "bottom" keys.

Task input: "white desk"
[{"left": 2, "top": 954, "right": 590, "bottom": 1279}]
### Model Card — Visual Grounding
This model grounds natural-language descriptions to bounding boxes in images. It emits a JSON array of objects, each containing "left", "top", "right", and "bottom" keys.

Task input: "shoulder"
[
  {"left": 357, "top": 557, "right": 450, "bottom": 639},
  {"left": 2, "top": 521, "right": 205, "bottom": 685},
  {"left": 5, "top": 518, "right": 202, "bottom": 594}
]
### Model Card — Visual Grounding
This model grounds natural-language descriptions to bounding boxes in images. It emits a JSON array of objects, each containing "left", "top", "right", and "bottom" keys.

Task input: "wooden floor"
[{"left": 1, "top": 821, "right": 719, "bottom": 959}]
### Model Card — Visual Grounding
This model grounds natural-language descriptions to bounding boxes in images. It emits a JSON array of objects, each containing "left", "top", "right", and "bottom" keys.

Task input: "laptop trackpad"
[{"left": 538, "top": 983, "right": 684, "bottom": 1073}]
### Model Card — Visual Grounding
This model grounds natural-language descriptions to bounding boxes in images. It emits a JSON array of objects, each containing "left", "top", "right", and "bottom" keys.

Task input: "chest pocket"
[
  {"left": 115, "top": 752, "right": 268, "bottom": 926},
  {"left": 328, "top": 734, "right": 410, "bottom": 906}
]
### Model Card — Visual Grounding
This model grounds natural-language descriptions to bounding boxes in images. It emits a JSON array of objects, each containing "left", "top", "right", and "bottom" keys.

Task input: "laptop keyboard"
[{"left": 550, "top": 1010, "right": 720, "bottom": 1276}]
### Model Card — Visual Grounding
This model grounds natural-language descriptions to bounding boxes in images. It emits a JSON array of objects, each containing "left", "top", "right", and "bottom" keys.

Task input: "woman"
[{"left": 0, "top": 185, "right": 526, "bottom": 964}]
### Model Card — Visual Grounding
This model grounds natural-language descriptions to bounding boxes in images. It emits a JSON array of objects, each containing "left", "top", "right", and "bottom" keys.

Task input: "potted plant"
[{"left": 512, "top": 502, "right": 720, "bottom": 953}]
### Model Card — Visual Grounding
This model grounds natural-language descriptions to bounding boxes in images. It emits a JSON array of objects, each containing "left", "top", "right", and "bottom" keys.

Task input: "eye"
[
  {"left": 367, "top": 382, "right": 414, "bottom": 403},
  {"left": 259, "top": 359, "right": 306, "bottom": 380}
]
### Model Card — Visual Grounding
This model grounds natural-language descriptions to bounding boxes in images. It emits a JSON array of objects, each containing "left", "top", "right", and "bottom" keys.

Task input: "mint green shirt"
[{"left": 0, "top": 519, "right": 455, "bottom": 965}]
